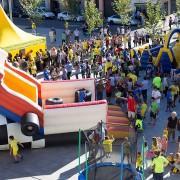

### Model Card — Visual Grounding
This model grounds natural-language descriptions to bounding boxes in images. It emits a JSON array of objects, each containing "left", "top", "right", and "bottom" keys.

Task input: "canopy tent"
[{"left": 0, "top": 5, "right": 46, "bottom": 57}]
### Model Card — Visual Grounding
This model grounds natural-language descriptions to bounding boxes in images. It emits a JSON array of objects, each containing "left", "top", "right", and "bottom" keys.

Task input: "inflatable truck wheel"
[
  {"left": 46, "top": 98, "right": 63, "bottom": 105},
  {"left": 21, "top": 113, "right": 40, "bottom": 136},
  {"left": 85, "top": 90, "right": 92, "bottom": 102}
]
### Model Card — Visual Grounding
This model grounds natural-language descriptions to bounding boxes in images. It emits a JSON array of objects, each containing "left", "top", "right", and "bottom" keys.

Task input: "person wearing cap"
[
  {"left": 167, "top": 112, "right": 178, "bottom": 142},
  {"left": 151, "top": 151, "right": 169, "bottom": 180}
]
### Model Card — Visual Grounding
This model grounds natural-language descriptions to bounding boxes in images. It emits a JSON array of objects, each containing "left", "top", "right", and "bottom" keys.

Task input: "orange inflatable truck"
[
  {"left": 0, "top": 49, "right": 109, "bottom": 149},
  {"left": 0, "top": 49, "right": 130, "bottom": 149}
]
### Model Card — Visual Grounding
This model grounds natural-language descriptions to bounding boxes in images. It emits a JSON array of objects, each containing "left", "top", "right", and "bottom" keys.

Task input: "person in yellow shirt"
[
  {"left": 140, "top": 101, "right": 147, "bottom": 119},
  {"left": 31, "top": 21, "right": 36, "bottom": 35},
  {"left": 95, "top": 39, "right": 101, "bottom": 47},
  {"left": 82, "top": 40, "right": 88, "bottom": 55},
  {"left": 170, "top": 84, "right": 179, "bottom": 107},
  {"left": 68, "top": 47, "right": 74, "bottom": 61},
  {"left": 103, "top": 136, "right": 114, "bottom": 158},
  {"left": 9, "top": 136, "right": 24, "bottom": 163},
  {"left": 151, "top": 137, "right": 159, "bottom": 152},
  {"left": 151, "top": 151, "right": 169, "bottom": 179},
  {"left": 93, "top": 46, "right": 100, "bottom": 56},
  {"left": 136, "top": 152, "right": 143, "bottom": 172},
  {"left": 127, "top": 73, "right": 137, "bottom": 85},
  {"left": 105, "top": 60, "right": 113, "bottom": 74}
]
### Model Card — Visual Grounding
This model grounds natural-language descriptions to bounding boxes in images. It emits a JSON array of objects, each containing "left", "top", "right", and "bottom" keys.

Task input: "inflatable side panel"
[
  {"left": 44, "top": 101, "right": 107, "bottom": 135},
  {"left": 140, "top": 50, "right": 150, "bottom": 69},
  {"left": 159, "top": 52, "right": 172, "bottom": 73},
  {"left": 172, "top": 43, "right": 180, "bottom": 68},
  {"left": 5, "top": 62, "right": 42, "bottom": 100},
  {"left": 41, "top": 79, "right": 96, "bottom": 105},
  {"left": 150, "top": 45, "right": 162, "bottom": 57},
  {"left": 0, "top": 86, "right": 43, "bottom": 126},
  {"left": 4, "top": 68, "right": 38, "bottom": 103}
]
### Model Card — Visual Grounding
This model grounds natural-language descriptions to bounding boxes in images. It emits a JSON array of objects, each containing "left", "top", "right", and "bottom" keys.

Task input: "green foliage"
[
  {"left": 84, "top": 0, "right": 103, "bottom": 35},
  {"left": 145, "top": 0, "right": 163, "bottom": 36},
  {"left": 19, "top": 0, "right": 43, "bottom": 24},
  {"left": 112, "top": 0, "right": 132, "bottom": 25},
  {"left": 176, "top": 0, "right": 180, "bottom": 17},
  {"left": 61, "top": 0, "right": 80, "bottom": 15}
]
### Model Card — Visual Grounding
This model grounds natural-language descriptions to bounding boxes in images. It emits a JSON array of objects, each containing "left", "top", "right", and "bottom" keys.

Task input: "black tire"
[
  {"left": 21, "top": 113, "right": 40, "bottom": 136},
  {"left": 85, "top": 90, "right": 92, "bottom": 102},
  {"left": 46, "top": 98, "right": 63, "bottom": 105}
]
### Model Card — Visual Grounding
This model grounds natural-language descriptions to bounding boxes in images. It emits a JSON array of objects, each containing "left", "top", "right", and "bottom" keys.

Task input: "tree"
[
  {"left": 61, "top": 0, "right": 80, "bottom": 15},
  {"left": 84, "top": 0, "right": 103, "bottom": 35},
  {"left": 112, "top": 0, "right": 132, "bottom": 26},
  {"left": 145, "top": 0, "right": 163, "bottom": 38},
  {"left": 176, "top": 0, "right": 180, "bottom": 23},
  {"left": 19, "top": 0, "right": 43, "bottom": 24}
]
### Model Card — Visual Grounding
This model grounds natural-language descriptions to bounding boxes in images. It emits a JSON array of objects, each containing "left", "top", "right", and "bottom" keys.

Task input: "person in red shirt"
[
  {"left": 106, "top": 79, "right": 112, "bottom": 103},
  {"left": 120, "top": 93, "right": 136, "bottom": 123}
]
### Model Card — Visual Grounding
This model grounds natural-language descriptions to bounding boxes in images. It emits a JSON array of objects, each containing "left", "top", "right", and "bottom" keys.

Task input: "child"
[
  {"left": 136, "top": 152, "right": 143, "bottom": 172},
  {"left": 151, "top": 137, "right": 159, "bottom": 152},
  {"left": 9, "top": 136, "right": 24, "bottom": 163},
  {"left": 167, "top": 153, "right": 175, "bottom": 165},
  {"left": 140, "top": 101, "right": 147, "bottom": 119},
  {"left": 144, "top": 141, "right": 149, "bottom": 168},
  {"left": 161, "top": 135, "right": 168, "bottom": 155},
  {"left": 163, "top": 128, "right": 168, "bottom": 138},
  {"left": 149, "top": 97, "right": 159, "bottom": 125},
  {"left": 135, "top": 114, "right": 143, "bottom": 132},
  {"left": 103, "top": 136, "right": 114, "bottom": 158},
  {"left": 172, "top": 153, "right": 180, "bottom": 174}
]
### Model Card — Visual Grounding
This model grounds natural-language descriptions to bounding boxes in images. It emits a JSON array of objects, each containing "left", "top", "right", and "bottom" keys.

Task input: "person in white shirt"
[
  {"left": 117, "top": 27, "right": 121, "bottom": 35},
  {"left": 152, "top": 87, "right": 161, "bottom": 107},
  {"left": 104, "top": 28, "right": 108, "bottom": 36},
  {"left": 121, "top": 27, "right": 125, "bottom": 35},
  {"left": 74, "top": 28, "right": 80, "bottom": 42}
]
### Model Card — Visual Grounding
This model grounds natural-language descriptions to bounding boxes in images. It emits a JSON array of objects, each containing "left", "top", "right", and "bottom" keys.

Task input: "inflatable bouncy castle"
[
  {"left": 140, "top": 28, "right": 180, "bottom": 73},
  {"left": 0, "top": 49, "right": 131, "bottom": 150},
  {"left": 154, "top": 28, "right": 180, "bottom": 73}
]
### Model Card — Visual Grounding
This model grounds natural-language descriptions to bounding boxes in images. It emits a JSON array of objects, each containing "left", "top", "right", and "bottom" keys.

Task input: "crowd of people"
[{"left": 7, "top": 22, "right": 180, "bottom": 179}]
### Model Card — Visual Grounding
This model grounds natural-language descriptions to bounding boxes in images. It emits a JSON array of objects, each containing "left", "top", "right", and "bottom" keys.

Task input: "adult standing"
[
  {"left": 167, "top": 112, "right": 178, "bottom": 142},
  {"left": 74, "top": 28, "right": 80, "bottom": 42},
  {"left": 120, "top": 93, "right": 137, "bottom": 125},
  {"left": 151, "top": 151, "right": 169, "bottom": 180},
  {"left": 141, "top": 77, "right": 149, "bottom": 102},
  {"left": 152, "top": 87, "right": 161, "bottom": 108},
  {"left": 169, "top": 16, "right": 173, "bottom": 30},
  {"left": 123, "top": 137, "right": 131, "bottom": 164},
  {"left": 31, "top": 21, "right": 36, "bottom": 35},
  {"left": 96, "top": 79, "right": 104, "bottom": 100},
  {"left": 65, "top": 28, "right": 71, "bottom": 44},
  {"left": 65, "top": 61, "right": 73, "bottom": 80}
]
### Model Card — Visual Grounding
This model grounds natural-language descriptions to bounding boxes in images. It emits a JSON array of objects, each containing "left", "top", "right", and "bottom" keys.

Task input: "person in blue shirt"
[
  {"left": 43, "top": 66, "right": 50, "bottom": 80},
  {"left": 65, "top": 61, "right": 73, "bottom": 80},
  {"left": 166, "top": 88, "right": 173, "bottom": 112}
]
